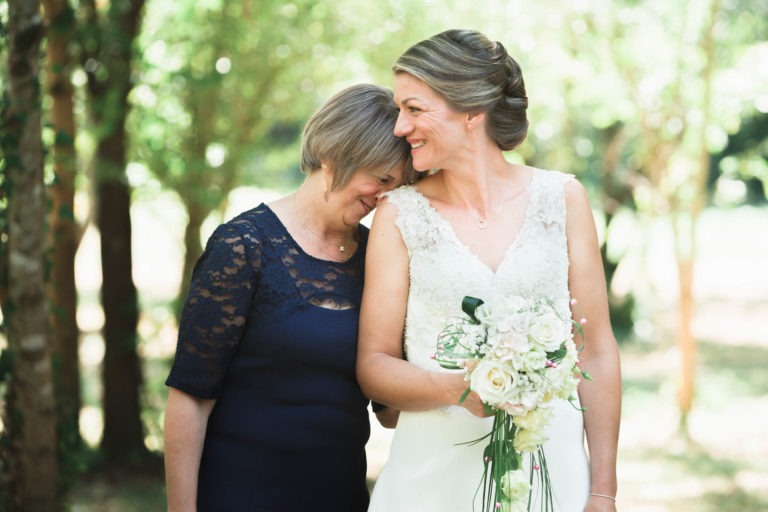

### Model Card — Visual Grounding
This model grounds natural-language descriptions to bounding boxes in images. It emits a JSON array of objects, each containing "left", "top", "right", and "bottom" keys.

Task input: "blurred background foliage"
[{"left": 0, "top": 0, "right": 767, "bottom": 509}]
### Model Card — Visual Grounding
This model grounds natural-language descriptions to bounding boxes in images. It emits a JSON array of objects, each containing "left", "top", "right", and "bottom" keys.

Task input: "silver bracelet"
[{"left": 590, "top": 493, "right": 616, "bottom": 502}]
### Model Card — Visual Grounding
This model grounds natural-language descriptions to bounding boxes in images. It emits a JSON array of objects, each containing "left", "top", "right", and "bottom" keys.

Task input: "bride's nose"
[{"left": 394, "top": 111, "right": 412, "bottom": 137}]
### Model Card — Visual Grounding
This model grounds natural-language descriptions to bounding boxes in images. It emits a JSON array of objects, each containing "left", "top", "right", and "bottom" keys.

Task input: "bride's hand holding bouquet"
[{"left": 434, "top": 294, "right": 590, "bottom": 512}]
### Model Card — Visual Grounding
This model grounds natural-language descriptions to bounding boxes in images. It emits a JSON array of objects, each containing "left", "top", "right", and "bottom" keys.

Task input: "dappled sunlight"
[
  {"left": 138, "top": 311, "right": 179, "bottom": 359},
  {"left": 79, "top": 334, "right": 105, "bottom": 366},
  {"left": 79, "top": 406, "right": 103, "bottom": 447}
]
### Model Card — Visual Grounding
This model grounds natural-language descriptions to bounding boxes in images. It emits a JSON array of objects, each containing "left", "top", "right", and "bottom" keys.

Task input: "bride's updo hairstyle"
[{"left": 393, "top": 29, "right": 528, "bottom": 151}]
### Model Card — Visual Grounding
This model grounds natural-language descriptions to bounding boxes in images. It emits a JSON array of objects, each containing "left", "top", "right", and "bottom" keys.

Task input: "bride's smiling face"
[{"left": 393, "top": 73, "right": 468, "bottom": 172}]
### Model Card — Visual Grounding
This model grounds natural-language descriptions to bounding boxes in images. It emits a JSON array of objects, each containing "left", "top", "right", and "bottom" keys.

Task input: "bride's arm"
[
  {"left": 565, "top": 179, "right": 621, "bottom": 509},
  {"left": 356, "top": 200, "right": 487, "bottom": 417}
]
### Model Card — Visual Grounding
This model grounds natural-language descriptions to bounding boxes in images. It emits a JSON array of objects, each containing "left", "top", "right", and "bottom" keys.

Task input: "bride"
[{"left": 356, "top": 29, "right": 621, "bottom": 512}]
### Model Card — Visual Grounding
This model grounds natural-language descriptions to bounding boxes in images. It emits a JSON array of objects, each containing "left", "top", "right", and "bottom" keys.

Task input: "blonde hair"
[
  {"left": 300, "top": 84, "right": 415, "bottom": 188},
  {"left": 394, "top": 29, "right": 528, "bottom": 151}
]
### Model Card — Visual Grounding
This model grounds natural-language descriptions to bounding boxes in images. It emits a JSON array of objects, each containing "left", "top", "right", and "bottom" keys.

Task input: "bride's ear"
[{"left": 465, "top": 112, "right": 485, "bottom": 131}]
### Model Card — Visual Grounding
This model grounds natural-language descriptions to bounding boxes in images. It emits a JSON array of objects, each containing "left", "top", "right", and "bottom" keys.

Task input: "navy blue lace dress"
[{"left": 166, "top": 203, "right": 371, "bottom": 512}]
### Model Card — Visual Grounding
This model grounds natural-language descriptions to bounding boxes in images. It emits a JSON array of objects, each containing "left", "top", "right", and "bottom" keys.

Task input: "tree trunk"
[
  {"left": 96, "top": 133, "right": 149, "bottom": 464},
  {"left": 176, "top": 200, "right": 207, "bottom": 316},
  {"left": 80, "top": 0, "right": 149, "bottom": 466},
  {"left": 42, "top": 0, "right": 83, "bottom": 458},
  {"left": 673, "top": 0, "right": 720, "bottom": 434},
  {"left": 674, "top": 241, "right": 696, "bottom": 431},
  {"left": 1, "top": 1, "right": 60, "bottom": 509}
]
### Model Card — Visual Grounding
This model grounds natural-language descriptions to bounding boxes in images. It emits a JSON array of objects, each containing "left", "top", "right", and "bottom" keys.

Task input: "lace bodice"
[
  {"left": 167, "top": 204, "right": 368, "bottom": 398},
  {"left": 387, "top": 169, "right": 573, "bottom": 371}
]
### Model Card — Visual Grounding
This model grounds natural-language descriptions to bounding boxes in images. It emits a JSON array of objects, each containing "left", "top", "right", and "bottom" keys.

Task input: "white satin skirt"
[{"left": 368, "top": 399, "right": 590, "bottom": 512}]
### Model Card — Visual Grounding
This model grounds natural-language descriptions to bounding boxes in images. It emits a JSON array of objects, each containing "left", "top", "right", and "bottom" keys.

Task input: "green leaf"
[{"left": 462, "top": 295, "right": 484, "bottom": 323}]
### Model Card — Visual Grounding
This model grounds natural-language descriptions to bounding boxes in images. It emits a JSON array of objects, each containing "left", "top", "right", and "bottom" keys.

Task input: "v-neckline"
[{"left": 411, "top": 171, "right": 537, "bottom": 275}]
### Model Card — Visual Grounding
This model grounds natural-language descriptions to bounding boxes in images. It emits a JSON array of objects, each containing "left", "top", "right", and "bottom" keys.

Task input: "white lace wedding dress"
[{"left": 368, "top": 169, "right": 590, "bottom": 512}]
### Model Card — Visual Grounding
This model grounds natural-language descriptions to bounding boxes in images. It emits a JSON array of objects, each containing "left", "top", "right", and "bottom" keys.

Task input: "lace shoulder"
[
  {"left": 385, "top": 186, "right": 451, "bottom": 255},
  {"left": 527, "top": 169, "right": 574, "bottom": 231},
  {"left": 166, "top": 213, "right": 264, "bottom": 398}
]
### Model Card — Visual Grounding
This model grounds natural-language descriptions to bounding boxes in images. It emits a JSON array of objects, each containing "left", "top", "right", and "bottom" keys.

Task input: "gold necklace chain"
[
  {"left": 294, "top": 197, "right": 356, "bottom": 262},
  {"left": 475, "top": 180, "right": 529, "bottom": 230}
]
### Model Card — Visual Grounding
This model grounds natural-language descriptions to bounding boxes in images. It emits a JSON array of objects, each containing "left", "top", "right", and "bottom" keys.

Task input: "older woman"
[{"left": 164, "top": 83, "right": 415, "bottom": 512}]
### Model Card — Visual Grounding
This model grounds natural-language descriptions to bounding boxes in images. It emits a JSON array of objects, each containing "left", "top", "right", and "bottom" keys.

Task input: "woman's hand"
[{"left": 445, "top": 372, "right": 491, "bottom": 417}]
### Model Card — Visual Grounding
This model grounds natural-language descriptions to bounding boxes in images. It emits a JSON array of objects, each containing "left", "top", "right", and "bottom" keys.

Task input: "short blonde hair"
[{"left": 300, "top": 84, "right": 415, "bottom": 188}]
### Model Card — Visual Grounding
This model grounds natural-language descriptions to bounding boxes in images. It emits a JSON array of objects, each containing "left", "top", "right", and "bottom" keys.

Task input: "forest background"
[{"left": 1, "top": 0, "right": 766, "bottom": 510}]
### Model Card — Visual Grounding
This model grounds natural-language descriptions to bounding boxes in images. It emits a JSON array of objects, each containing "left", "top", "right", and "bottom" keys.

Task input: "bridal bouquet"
[{"left": 433, "top": 294, "right": 589, "bottom": 512}]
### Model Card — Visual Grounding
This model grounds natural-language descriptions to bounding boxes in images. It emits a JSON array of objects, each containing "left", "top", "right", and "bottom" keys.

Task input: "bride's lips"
[
  {"left": 361, "top": 199, "right": 374, "bottom": 215},
  {"left": 409, "top": 139, "right": 426, "bottom": 151}
]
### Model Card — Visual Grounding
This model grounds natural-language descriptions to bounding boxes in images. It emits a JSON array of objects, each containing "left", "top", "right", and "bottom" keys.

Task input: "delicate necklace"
[
  {"left": 294, "top": 197, "right": 356, "bottom": 260},
  {"left": 475, "top": 179, "right": 529, "bottom": 230}
]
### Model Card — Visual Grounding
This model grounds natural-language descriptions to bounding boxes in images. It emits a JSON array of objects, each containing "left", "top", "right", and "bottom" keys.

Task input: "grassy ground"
[{"left": 615, "top": 337, "right": 768, "bottom": 511}]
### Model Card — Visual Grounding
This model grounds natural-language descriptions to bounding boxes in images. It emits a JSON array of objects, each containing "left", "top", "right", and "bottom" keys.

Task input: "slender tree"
[
  {"left": 42, "top": 0, "right": 84, "bottom": 461},
  {"left": 78, "top": 0, "right": 151, "bottom": 467},
  {"left": 1, "top": 0, "right": 60, "bottom": 508},
  {"left": 671, "top": 0, "right": 720, "bottom": 430}
]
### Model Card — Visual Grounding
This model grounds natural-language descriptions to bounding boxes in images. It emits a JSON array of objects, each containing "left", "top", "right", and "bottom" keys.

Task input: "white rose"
[
  {"left": 469, "top": 360, "right": 517, "bottom": 406},
  {"left": 476, "top": 295, "right": 530, "bottom": 334},
  {"left": 514, "top": 406, "right": 553, "bottom": 432},
  {"left": 473, "top": 297, "right": 499, "bottom": 324},
  {"left": 517, "top": 347, "right": 547, "bottom": 372},
  {"left": 500, "top": 469, "right": 531, "bottom": 502},
  {"left": 475, "top": 300, "right": 512, "bottom": 333},
  {"left": 498, "top": 379, "right": 544, "bottom": 416},
  {"left": 528, "top": 312, "right": 567, "bottom": 351},
  {"left": 490, "top": 331, "right": 529, "bottom": 361},
  {"left": 514, "top": 426, "right": 549, "bottom": 452},
  {"left": 506, "top": 309, "right": 532, "bottom": 334},
  {"left": 516, "top": 386, "right": 543, "bottom": 412}
]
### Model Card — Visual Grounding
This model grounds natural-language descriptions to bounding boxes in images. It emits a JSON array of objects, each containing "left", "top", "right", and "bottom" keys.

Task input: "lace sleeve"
[{"left": 165, "top": 220, "right": 260, "bottom": 398}]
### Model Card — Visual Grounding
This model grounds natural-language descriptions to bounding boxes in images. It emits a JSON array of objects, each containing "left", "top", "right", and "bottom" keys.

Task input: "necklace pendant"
[
  {"left": 478, "top": 218, "right": 487, "bottom": 229},
  {"left": 339, "top": 244, "right": 346, "bottom": 252}
]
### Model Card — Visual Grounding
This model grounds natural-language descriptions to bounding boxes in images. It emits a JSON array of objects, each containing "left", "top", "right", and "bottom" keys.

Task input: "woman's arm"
[
  {"left": 356, "top": 200, "right": 487, "bottom": 417},
  {"left": 565, "top": 179, "right": 621, "bottom": 510},
  {"left": 164, "top": 387, "right": 216, "bottom": 512}
]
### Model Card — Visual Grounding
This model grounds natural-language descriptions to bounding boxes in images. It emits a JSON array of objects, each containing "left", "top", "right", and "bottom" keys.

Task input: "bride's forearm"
[
  {"left": 357, "top": 353, "right": 466, "bottom": 411},
  {"left": 578, "top": 350, "right": 621, "bottom": 496}
]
